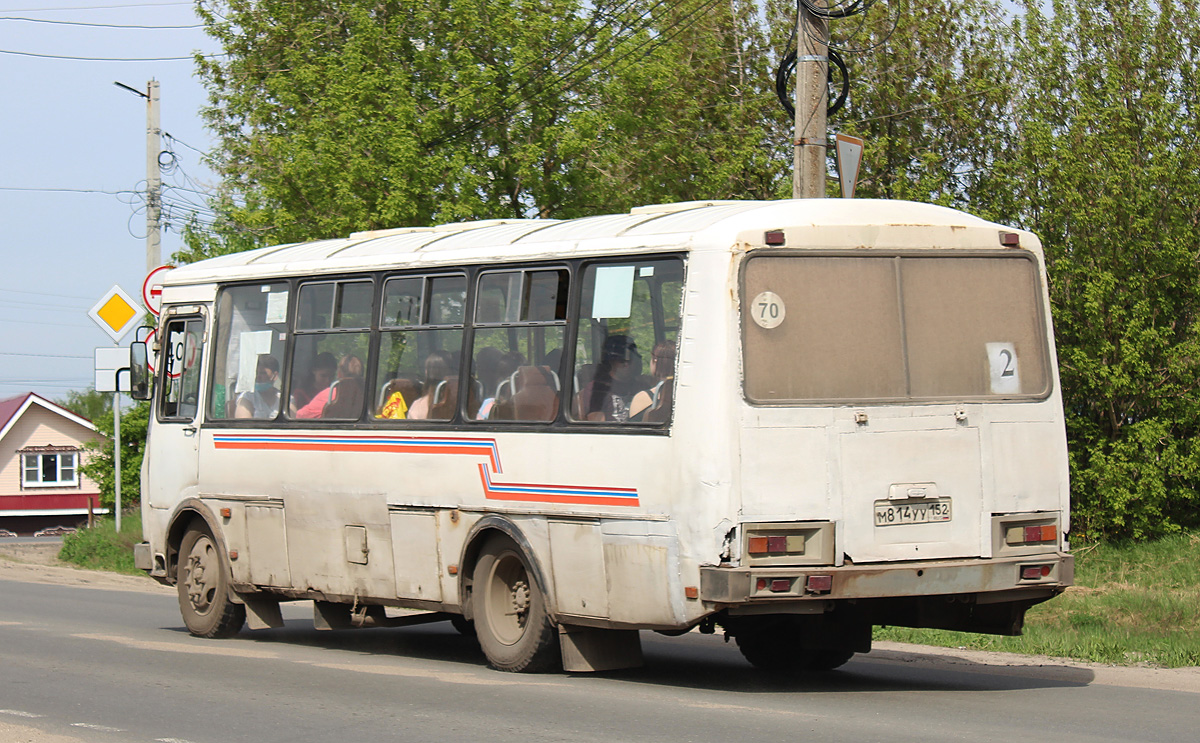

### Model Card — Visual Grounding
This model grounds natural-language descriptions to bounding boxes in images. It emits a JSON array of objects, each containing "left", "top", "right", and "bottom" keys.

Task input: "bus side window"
[
  {"left": 208, "top": 283, "right": 289, "bottom": 421},
  {"left": 160, "top": 317, "right": 205, "bottom": 421},
  {"left": 469, "top": 269, "right": 567, "bottom": 423},
  {"left": 571, "top": 258, "right": 682, "bottom": 425},
  {"left": 375, "top": 274, "right": 466, "bottom": 422},
  {"left": 289, "top": 280, "right": 372, "bottom": 421}
]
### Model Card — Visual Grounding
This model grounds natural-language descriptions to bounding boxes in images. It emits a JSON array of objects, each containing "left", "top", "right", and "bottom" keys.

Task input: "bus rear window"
[{"left": 742, "top": 254, "right": 1050, "bottom": 402}]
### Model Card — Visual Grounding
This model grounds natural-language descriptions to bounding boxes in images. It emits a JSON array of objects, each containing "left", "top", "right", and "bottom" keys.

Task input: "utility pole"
[
  {"left": 145, "top": 79, "right": 161, "bottom": 272},
  {"left": 115, "top": 79, "right": 162, "bottom": 271},
  {"left": 792, "top": 3, "right": 830, "bottom": 199}
]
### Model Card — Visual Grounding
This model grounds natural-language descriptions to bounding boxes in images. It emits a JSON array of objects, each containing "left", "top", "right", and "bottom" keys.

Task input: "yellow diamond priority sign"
[{"left": 89, "top": 285, "right": 143, "bottom": 343}]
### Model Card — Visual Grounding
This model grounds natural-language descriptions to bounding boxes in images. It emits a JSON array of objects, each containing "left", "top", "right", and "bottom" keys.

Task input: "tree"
[
  {"left": 182, "top": 0, "right": 788, "bottom": 260},
  {"left": 80, "top": 401, "right": 150, "bottom": 513},
  {"left": 825, "top": 0, "right": 1015, "bottom": 206},
  {"left": 56, "top": 388, "right": 112, "bottom": 425},
  {"left": 998, "top": 0, "right": 1200, "bottom": 540}
]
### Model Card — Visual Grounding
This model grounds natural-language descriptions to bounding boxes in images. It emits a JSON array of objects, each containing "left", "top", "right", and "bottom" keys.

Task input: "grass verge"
[
  {"left": 875, "top": 531, "right": 1200, "bottom": 667},
  {"left": 58, "top": 511, "right": 144, "bottom": 576}
]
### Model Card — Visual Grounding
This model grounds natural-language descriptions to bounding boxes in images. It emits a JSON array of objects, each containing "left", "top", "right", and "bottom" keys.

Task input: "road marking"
[
  {"left": 0, "top": 710, "right": 45, "bottom": 718},
  {"left": 72, "top": 633, "right": 279, "bottom": 659},
  {"left": 157, "top": 738, "right": 198, "bottom": 743},
  {"left": 71, "top": 723, "right": 125, "bottom": 732}
]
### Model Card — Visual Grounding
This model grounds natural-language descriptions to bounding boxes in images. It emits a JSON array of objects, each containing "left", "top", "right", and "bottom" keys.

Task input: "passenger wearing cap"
[{"left": 579, "top": 334, "right": 641, "bottom": 422}]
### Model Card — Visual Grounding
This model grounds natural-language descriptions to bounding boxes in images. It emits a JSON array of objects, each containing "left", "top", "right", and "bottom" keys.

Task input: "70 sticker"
[{"left": 750, "top": 291, "right": 786, "bottom": 329}]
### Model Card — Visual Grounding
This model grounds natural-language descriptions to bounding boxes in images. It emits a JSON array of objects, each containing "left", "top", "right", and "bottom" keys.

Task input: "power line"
[
  {"left": 0, "top": 15, "right": 200, "bottom": 28},
  {"left": 0, "top": 352, "right": 91, "bottom": 359},
  {"left": 430, "top": 0, "right": 716, "bottom": 148},
  {"left": 0, "top": 287, "right": 96, "bottom": 301},
  {"left": 164, "top": 132, "right": 209, "bottom": 157},
  {"left": 0, "top": 186, "right": 131, "bottom": 195},
  {"left": 0, "top": 2, "right": 191, "bottom": 11},
  {"left": 0, "top": 48, "right": 219, "bottom": 61},
  {"left": 0, "top": 300, "right": 92, "bottom": 313}
]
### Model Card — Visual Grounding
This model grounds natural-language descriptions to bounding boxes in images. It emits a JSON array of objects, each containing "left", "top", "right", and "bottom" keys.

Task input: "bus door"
[{"left": 146, "top": 313, "right": 207, "bottom": 510}]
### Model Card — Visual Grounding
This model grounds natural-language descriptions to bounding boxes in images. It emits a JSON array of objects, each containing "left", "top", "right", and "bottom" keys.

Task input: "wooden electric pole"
[
  {"left": 146, "top": 79, "right": 161, "bottom": 273},
  {"left": 114, "top": 79, "right": 162, "bottom": 272},
  {"left": 792, "top": 3, "right": 830, "bottom": 199}
]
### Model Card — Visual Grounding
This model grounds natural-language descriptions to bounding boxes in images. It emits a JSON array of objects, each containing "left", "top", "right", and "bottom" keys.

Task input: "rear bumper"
[{"left": 700, "top": 552, "right": 1073, "bottom": 605}]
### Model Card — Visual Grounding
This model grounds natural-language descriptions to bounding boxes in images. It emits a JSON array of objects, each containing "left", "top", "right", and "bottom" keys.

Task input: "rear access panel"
[{"left": 839, "top": 426, "right": 983, "bottom": 562}]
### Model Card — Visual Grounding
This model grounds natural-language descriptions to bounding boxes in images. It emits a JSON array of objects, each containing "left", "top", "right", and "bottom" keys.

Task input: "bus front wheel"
[
  {"left": 177, "top": 526, "right": 246, "bottom": 638},
  {"left": 471, "top": 535, "right": 560, "bottom": 672}
]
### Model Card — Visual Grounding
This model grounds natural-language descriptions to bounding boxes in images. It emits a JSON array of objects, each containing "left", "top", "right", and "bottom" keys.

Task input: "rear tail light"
[
  {"left": 770, "top": 579, "right": 791, "bottom": 593},
  {"left": 805, "top": 575, "right": 833, "bottom": 594},
  {"left": 1006, "top": 523, "right": 1058, "bottom": 546},
  {"left": 747, "top": 533, "right": 806, "bottom": 555},
  {"left": 1020, "top": 564, "right": 1053, "bottom": 580}
]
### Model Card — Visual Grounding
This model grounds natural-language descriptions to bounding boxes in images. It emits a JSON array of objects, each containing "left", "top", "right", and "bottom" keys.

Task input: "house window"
[{"left": 22, "top": 451, "right": 78, "bottom": 488}]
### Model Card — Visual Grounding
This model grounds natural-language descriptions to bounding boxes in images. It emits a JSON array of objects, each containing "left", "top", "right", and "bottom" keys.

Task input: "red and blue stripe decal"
[
  {"left": 476, "top": 464, "right": 639, "bottom": 508},
  {"left": 212, "top": 433, "right": 639, "bottom": 508}
]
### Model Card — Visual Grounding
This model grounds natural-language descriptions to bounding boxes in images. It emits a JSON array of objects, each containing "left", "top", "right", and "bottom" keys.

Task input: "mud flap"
[
  {"left": 559, "top": 625, "right": 643, "bottom": 672},
  {"left": 242, "top": 596, "right": 284, "bottom": 630}
]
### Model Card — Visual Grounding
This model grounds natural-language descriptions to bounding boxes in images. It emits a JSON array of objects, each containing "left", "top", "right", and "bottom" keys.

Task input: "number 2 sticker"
[
  {"left": 751, "top": 291, "right": 786, "bottom": 329},
  {"left": 986, "top": 342, "right": 1020, "bottom": 394}
]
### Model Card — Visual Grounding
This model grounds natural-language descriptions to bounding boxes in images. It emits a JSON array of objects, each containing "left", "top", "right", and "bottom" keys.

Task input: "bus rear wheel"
[
  {"left": 737, "top": 638, "right": 855, "bottom": 672},
  {"left": 471, "top": 535, "right": 560, "bottom": 673},
  {"left": 177, "top": 526, "right": 245, "bottom": 639},
  {"left": 734, "top": 620, "right": 855, "bottom": 673}
]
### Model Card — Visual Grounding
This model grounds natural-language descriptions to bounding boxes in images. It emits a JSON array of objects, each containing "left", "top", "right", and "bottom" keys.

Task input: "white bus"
[{"left": 132, "top": 199, "right": 1072, "bottom": 674}]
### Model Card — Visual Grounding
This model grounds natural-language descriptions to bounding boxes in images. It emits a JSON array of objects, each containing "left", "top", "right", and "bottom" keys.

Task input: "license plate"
[{"left": 874, "top": 498, "right": 952, "bottom": 526}]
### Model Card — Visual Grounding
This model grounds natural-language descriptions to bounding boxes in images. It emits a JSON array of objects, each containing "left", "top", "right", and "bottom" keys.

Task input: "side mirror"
[{"left": 129, "top": 341, "right": 151, "bottom": 400}]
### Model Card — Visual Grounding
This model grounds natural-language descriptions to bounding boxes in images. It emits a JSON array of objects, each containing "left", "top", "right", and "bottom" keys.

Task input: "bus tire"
[
  {"left": 471, "top": 535, "right": 560, "bottom": 673},
  {"left": 450, "top": 614, "right": 476, "bottom": 637},
  {"left": 177, "top": 526, "right": 245, "bottom": 639},
  {"left": 736, "top": 634, "right": 854, "bottom": 673}
]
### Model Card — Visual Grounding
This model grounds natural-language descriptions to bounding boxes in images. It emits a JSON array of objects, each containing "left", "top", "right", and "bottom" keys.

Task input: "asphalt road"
[{"left": 1, "top": 578, "right": 1195, "bottom": 743}]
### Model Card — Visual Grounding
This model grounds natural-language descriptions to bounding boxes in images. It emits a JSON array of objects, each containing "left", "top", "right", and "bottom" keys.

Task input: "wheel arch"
[
  {"left": 165, "top": 498, "right": 228, "bottom": 587},
  {"left": 457, "top": 515, "right": 556, "bottom": 622}
]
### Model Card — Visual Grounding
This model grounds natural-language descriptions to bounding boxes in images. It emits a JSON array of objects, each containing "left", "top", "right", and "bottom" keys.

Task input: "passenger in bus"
[
  {"left": 473, "top": 347, "right": 504, "bottom": 397},
  {"left": 377, "top": 378, "right": 418, "bottom": 419},
  {"left": 578, "top": 335, "right": 640, "bottom": 422},
  {"left": 235, "top": 354, "right": 281, "bottom": 419},
  {"left": 323, "top": 354, "right": 367, "bottom": 419},
  {"left": 629, "top": 340, "right": 675, "bottom": 422},
  {"left": 408, "top": 350, "right": 453, "bottom": 420},
  {"left": 475, "top": 349, "right": 524, "bottom": 419},
  {"left": 480, "top": 351, "right": 524, "bottom": 420},
  {"left": 295, "top": 353, "right": 364, "bottom": 419},
  {"left": 290, "top": 352, "right": 336, "bottom": 412}
]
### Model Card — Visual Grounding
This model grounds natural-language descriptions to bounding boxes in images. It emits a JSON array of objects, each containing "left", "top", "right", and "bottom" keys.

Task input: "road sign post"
[
  {"left": 89, "top": 285, "right": 143, "bottom": 344},
  {"left": 835, "top": 133, "right": 865, "bottom": 199},
  {"left": 142, "top": 265, "right": 173, "bottom": 317},
  {"left": 88, "top": 285, "right": 144, "bottom": 533}
]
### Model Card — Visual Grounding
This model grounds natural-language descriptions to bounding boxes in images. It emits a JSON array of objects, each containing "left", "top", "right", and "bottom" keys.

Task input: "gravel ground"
[{"left": 0, "top": 542, "right": 171, "bottom": 594}]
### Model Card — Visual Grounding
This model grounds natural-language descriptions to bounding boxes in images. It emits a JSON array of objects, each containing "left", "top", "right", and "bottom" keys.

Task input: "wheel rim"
[
  {"left": 183, "top": 534, "right": 219, "bottom": 616},
  {"left": 484, "top": 551, "right": 531, "bottom": 646}
]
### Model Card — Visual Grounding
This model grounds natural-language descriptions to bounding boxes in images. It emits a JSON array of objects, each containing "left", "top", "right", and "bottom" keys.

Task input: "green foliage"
[
  {"left": 186, "top": 0, "right": 1200, "bottom": 540},
  {"left": 876, "top": 531, "right": 1200, "bottom": 667},
  {"left": 833, "top": 0, "right": 1014, "bottom": 206},
  {"left": 182, "top": 0, "right": 787, "bottom": 260},
  {"left": 55, "top": 387, "right": 112, "bottom": 424},
  {"left": 79, "top": 401, "right": 150, "bottom": 512},
  {"left": 996, "top": 0, "right": 1200, "bottom": 540},
  {"left": 58, "top": 511, "right": 144, "bottom": 575}
]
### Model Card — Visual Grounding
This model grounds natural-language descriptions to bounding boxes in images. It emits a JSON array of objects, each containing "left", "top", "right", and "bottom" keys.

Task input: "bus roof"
[{"left": 163, "top": 199, "right": 1015, "bottom": 286}]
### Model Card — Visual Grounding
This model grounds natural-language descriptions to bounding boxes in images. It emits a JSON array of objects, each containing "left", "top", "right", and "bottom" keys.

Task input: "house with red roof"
[{"left": 0, "top": 393, "right": 106, "bottom": 536}]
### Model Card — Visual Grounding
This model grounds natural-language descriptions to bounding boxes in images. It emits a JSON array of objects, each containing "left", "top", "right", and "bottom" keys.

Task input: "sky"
[{"left": 0, "top": 0, "right": 217, "bottom": 405}]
